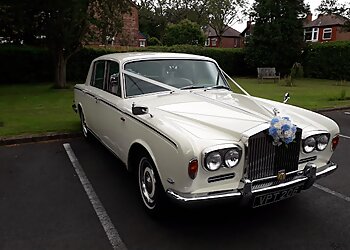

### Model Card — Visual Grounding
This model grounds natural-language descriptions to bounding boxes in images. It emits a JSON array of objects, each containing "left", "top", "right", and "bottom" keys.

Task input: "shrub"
[
  {"left": 303, "top": 41, "right": 350, "bottom": 81},
  {"left": 0, "top": 46, "right": 53, "bottom": 84},
  {"left": 0, "top": 45, "right": 253, "bottom": 84},
  {"left": 147, "top": 37, "right": 162, "bottom": 46},
  {"left": 163, "top": 19, "right": 205, "bottom": 46}
]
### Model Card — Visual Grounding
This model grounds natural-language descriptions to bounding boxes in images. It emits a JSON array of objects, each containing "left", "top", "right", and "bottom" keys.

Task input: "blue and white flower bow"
[{"left": 268, "top": 116, "right": 297, "bottom": 146}]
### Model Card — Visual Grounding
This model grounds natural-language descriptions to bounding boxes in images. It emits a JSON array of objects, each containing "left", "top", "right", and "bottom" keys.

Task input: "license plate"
[{"left": 253, "top": 185, "right": 303, "bottom": 208}]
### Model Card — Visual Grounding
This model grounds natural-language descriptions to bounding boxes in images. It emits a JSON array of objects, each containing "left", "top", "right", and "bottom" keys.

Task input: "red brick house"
[
  {"left": 88, "top": 1, "right": 146, "bottom": 47},
  {"left": 304, "top": 13, "right": 350, "bottom": 42},
  {"left": 114, "top": 2, "right": 146, "bottom": 47},
  {"left": 204, "top": 25, "right": 243, "bottom": 48},
  {"left": 240, "top": 21, "right": 254, "bottom": 45}
]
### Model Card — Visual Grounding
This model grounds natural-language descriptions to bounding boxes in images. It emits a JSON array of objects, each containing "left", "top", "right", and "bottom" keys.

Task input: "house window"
[
  {"left": 205, "top": 38, "right": 210, "bottom": 46},
  {"left": 305, "top": 27, "right": 319, "bottom": 42},
  {"left": 139, "top": 39, "right": 146, "bottom": 47},
  {"left": 323, "top": 28, "right": 332, "bottom": 40},
  {"left": 211, "top": 38, "right": 217, "bottom": 47}
]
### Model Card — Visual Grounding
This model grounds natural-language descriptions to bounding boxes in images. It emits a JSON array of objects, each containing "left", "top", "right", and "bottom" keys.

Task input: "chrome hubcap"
[
  {"left": 80, "top": 113, "right": 88, "bottom": 137},
  {"left": 139, "top": 158, "right": 156, "bottom": 209}
]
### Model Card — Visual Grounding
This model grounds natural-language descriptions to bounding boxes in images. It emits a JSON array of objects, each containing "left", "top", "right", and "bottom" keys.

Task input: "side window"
[
  {"left": 92, "top": 61, "right": 106, "bottom": 89},
  {"left": 106, "top": 61, "right": 121, "bottom": 97}
]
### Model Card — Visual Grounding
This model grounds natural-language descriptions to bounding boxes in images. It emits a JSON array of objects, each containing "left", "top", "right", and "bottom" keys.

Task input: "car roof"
[{"left": 94, "top": 52, "right": 216, "bottom": 64}]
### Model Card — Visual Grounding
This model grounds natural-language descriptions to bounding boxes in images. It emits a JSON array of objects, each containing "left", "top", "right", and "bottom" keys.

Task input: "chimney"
[{"left": 306, "top": 12, "right": 312, "bottom": 22}]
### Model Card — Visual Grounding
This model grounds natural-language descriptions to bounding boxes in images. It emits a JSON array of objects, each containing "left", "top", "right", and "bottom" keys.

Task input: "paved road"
[{"left": 0, "top": 110, "right": 349, "bottom": 250}]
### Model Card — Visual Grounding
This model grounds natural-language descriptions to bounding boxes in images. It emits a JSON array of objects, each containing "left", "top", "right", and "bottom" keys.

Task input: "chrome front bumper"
[{"left": 166, "top": 162, "right": 337, "bottom": 205}]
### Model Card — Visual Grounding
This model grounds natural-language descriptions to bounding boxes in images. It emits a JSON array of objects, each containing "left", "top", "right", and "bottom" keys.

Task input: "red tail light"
[
  {"left": 188, "top": 159, "right": 198, "bottom": 180},
  {"left": 332, "top": 135, "right": 340, "bottom": 151}
]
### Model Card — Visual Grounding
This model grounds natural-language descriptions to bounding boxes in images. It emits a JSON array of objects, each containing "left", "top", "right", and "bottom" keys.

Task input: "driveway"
[{"left": 1, "top": 110, "right": 349, "bottom": 250}]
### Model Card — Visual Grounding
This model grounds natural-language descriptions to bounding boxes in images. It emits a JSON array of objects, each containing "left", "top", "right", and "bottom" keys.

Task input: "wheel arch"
[
  {"left": 127, "top": 140, "right": 163, "bottom": 183},
  {"left": 77, "top": 102, "right": 84, "bottom": 116}
]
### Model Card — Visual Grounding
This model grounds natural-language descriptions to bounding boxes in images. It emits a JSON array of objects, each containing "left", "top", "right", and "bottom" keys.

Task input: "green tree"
[
  {"left": 316, "top": 0, "right": 350, "bottom": 28},
  {"left": 163, "top": 19, "right": 205, "bottom": 46},
  {"left": 245, "top": 0, "right": 309, "bottom": 75},
  {"left": 138, "top": 0, "right": 209, "bottom": 41},
  {"left": 148, "top": 37, "right": 162, "bottom": 46},
  {"left": 207, "top": 0, "right": 247, "bottom": 47},
  {"left": 138, "top": 0, "right": 168, "bottom": 39},
  {"left": 13, "top": 0, "right": 129, "bottom": 88},
  {"left": 87, "top": 0, "right": 130, "bottom": 46}
]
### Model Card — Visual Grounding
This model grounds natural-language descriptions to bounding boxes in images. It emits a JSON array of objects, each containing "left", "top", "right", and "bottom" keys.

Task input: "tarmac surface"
[{"left": 0, "top": 110, "right": 349, "bottom": 250}]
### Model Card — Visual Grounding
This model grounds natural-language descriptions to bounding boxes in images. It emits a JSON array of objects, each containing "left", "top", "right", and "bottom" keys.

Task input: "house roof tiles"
[
  {"left": 304, "top": 14, "right": 348, "bottom": 28},
  {"left": 206, "top": 25, "right": 241, "bottom": 37}
]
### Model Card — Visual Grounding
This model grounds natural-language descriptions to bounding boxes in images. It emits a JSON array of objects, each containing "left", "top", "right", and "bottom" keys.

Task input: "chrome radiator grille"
[{"left": 247, "top": 128, "right": 302, "bottom": 181}]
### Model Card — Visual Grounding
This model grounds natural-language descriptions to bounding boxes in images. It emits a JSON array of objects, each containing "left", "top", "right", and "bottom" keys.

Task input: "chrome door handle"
[{"left": 82, "top": 90, "right": 88, "bottom": 94}]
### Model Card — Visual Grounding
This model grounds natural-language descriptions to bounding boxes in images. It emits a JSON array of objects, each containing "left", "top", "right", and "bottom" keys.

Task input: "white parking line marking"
[
  {"left": 63, "top": 143, "right": 127, "bottom": 250},
  {"left": 344, "top": 112, "right": 350, "bottom": 115},
  {"left": 313, "top": 183, "right": 350, "bottom": 202},
  {"left": 340, "top": 134, "right": 350, "bottom": 139}
]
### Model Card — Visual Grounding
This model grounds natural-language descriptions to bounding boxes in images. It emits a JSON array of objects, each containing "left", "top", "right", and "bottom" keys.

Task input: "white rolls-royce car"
[{"left": 73, "top": 52, "right": 340, "bottom": 213}]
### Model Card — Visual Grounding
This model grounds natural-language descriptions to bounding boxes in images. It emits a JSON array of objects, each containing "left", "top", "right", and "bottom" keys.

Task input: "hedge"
[
  {"left": 303, "top": 41, "right": 350, "bottom": 81},
  {"left": 0, "top": 46, "right": 53, "bottom": 84},
  {"left": 0, "top": 45, "right": 254, "bottom": 84},
  {"left": 2, "top": 42, "right": 350, "bottom": 84}
]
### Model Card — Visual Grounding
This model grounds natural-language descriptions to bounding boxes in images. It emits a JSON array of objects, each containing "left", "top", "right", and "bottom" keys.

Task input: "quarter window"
[
  {"left": 106, "top": 61, "right": 122, "bottom": 97},
  {"left": 92, "top": 61, "right": 106, "bottom": 89},
  {"left": 323, "top": 28, "right": 332, "bottom": 40}
]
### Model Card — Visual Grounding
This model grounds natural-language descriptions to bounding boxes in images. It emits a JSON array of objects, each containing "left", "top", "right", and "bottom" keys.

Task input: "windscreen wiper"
[
  {"left": 180, "top": 85, "right": 206, "bottom": 90},
  {"left": 205, "top": 85, "right": 231, "bottom": 91}
]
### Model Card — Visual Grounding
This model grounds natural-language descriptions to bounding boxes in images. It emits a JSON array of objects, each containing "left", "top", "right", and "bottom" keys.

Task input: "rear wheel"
[
  {"left": 138, "top": 154, "right": 165, "bottom": 214},
  {"left": 79, "top": 110, "right": 89, "bottom": 139}
]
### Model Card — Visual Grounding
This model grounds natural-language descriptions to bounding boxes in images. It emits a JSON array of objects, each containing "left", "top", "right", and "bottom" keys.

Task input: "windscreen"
[{"left": 124, "top": 59, "right": 228, "bottom": 97}]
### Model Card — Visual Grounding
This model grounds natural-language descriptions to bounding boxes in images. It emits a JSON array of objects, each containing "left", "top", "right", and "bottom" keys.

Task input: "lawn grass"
[
  {"left": 231, "top": 77, "right": 350, "bottom": 110},
  {"left": 0, "top": 83, "right": 80, "bottom": 137},
  {"left": 0, "top": 78, "right": 349, "bottom": 138}
]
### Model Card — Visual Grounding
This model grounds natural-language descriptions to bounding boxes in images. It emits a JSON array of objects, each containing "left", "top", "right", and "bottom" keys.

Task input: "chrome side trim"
[
  {"left": 299, "top": 156, "right": 317, "bottom": 164},
  {"left": 208, "top": 173, "right": 235, "bottom": 183}
]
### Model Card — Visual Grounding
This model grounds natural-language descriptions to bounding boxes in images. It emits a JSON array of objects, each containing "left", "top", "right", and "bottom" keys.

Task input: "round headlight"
[
  {"left": 205, "top": 152, "right": 222, "bottom": 171},
  {"left": 303, "top": 137, "right": 316, "bottom": 153},
  {"left": 317, "top": 134, "right": 329, "bottom": 151},
  {"left": 224, "top": 149, "right": 240, "bottom": 168}
]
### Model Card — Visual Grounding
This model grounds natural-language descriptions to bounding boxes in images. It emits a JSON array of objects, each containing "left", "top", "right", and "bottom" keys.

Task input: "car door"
[
  {"left": 95, "top": 60, "right": 126, "bottom": 158},
  {"left": 83, "top": 60, "right": 107, "bottom": 135}
]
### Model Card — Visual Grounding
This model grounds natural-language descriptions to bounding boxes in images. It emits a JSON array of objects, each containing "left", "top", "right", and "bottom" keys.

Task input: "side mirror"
[
  {"left": 132, "top": 105, "right": 149, "bottom": 115},
  {"left": 283, "top": 92, "right": 290, "bottom": 104}
]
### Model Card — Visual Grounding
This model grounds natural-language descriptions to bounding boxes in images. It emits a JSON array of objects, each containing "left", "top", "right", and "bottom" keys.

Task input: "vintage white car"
[{"left": 73, "top": 52, "right": 340, "bottom": 213}]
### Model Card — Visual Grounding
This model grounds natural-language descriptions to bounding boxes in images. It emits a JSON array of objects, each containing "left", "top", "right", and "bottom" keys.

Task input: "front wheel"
[{"left": 138, "top": 155, "right": 165, "bottom": 214}]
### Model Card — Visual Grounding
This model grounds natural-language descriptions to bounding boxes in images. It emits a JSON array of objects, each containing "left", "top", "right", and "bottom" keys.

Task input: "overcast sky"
[{"left": 233, "top": 0, "right": 349, "bottom": 32}]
